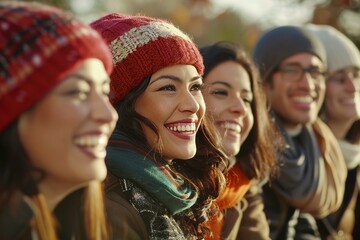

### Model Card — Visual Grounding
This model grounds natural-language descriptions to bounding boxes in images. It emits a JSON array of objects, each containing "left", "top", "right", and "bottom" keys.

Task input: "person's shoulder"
[
  {"left": 0, "top": 193, "right": 33, "bottom": 239},
  {"left": 311, "top": 118, "right": 334, "bottom": 136},
  {"left": 105, "top": 190, "right": 143, "bottom": 224},
  {"left": 105, "top": 186, "right": 149, "bottom": 240}
]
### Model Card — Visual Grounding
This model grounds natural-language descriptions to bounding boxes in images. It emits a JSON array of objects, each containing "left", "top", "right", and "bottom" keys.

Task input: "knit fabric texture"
[
  {"left": 252, "top": 25, "right": 326, "bottom": 80},
  {"left": 91, "top": 13, "right": 204, "bottom": 105},
  {"left": 0, "top": 2, "right": 113, "bottom": 132},
  {"left": 306, "top": 24, "right": 360, "bottom": 73}
]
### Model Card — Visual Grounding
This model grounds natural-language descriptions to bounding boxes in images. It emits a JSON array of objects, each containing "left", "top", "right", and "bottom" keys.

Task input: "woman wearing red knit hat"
[
  {"left": 91, "top": 14, "right": 227, "bottom": 239},
  {"left": 0, "top": 2, "right": 117, "bottom": 239}
]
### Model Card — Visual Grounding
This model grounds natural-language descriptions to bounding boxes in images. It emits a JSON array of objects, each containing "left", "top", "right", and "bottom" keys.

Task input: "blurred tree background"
[{"left": 8, "top": 0, "right": 360, "bottom": 52}]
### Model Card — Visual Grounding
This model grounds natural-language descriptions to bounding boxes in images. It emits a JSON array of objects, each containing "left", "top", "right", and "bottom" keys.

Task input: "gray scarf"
[{"left": 273, "top": 122, "right": 323, "bottom": 208}]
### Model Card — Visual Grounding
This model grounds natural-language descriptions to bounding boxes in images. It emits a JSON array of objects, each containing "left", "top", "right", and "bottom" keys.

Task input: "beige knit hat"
[{"left": 306, "top": 24, "right": 360, "bottom": 73}]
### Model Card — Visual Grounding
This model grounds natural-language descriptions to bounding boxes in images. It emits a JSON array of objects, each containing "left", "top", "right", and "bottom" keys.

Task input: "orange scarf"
[{"left": 205, "top": 162, "right": 251, "bottom": 240}]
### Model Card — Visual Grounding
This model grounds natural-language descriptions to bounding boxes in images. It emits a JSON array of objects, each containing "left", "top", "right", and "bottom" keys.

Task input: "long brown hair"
[
  {"left": 113, "top": 76, "right": 227, "bottom": 239},
  {"left": 0, "top": 121, "right": 108, "bottom": 240},
  {"left": 233, "top": 46, "right": 282, "bottom": 180},
  {"left": 200, "top": 41, "right": 283, "bottom": 180}
]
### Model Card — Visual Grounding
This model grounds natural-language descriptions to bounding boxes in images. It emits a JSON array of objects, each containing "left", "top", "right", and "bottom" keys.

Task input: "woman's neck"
[
  {"left": 38, "top": 179, "right": 86, "bottom": 210},
  {"left": 326, "top": 118, "right": 354, "bottom": 139}
]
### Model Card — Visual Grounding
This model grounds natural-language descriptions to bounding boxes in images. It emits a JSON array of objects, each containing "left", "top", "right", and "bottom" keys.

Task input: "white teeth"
[
  {"left": 167, "top": 123, "right": 196, "bottom": 132},
  {"left": 74, "top": 135, "right": 108, "bottom": 159},
  {"left": 293, "top": 96, "right": 313, "bottom": 103},
  {"left": 221, "top": 122, "right": 241, "bottom": 133},
  {"left": 74, "top": 135, "right": 107, "bottom": 147}
]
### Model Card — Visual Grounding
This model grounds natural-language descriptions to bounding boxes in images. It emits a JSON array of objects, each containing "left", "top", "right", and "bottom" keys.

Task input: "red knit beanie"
[
  {"left": 0, "top": 2, "right": 113, "bottom": 133},
  {"left": 91, "top": 13, "right": 204, "bottom": 106}
]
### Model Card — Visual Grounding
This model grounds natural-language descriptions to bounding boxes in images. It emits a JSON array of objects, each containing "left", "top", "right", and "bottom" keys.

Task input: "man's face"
[{"left": 263, "top": 53, "right": 326, "bottom": 129}]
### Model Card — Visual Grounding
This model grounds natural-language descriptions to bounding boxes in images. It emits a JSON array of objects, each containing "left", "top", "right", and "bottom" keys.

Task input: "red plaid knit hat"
[
  {"left": 0, "top": 2, "right": 113, "bottom": 132},
  {"left": 91, "top": 13, "right": 204, "bottom": 105}
]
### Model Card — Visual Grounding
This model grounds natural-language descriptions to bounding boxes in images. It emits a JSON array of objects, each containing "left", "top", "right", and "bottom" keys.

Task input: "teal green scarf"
[{"left": 106, "top": 130, "right": 198, "bottom": 215}]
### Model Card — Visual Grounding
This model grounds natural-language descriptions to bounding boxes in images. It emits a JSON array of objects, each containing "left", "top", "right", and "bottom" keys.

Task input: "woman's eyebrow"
[
  {"left": 208, "top": 81, "right": 231, "bottom": 88},
  {"left": 150, "top": 75, "right": 202, "bottom": 85}
]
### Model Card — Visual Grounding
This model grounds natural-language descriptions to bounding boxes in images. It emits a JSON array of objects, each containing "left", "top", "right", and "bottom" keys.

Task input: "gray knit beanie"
[
  {"left": 305, "top": 24, "right": 360, "bottom": 73},
  {"left": 252, "top": 25, "right": 326, "bottom": 80}
]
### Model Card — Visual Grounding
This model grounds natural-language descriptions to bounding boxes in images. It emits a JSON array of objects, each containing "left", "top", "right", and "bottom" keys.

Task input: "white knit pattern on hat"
[{"left": 110, "top": 21, "right": 191, "bottom": 64}]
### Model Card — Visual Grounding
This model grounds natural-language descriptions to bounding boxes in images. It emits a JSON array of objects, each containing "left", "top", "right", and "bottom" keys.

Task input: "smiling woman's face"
[
  {"left": 135, "top": 64, "right": 205, "bottom": 162},
  {"left": 324, "top": 66, "right": 360, "bottom": 123},
  {"left": 18, "top": 58, "right": 118, "bottom": 191},
  {"left": 202, "top": 61, "right": 254, "bottom": 157}
]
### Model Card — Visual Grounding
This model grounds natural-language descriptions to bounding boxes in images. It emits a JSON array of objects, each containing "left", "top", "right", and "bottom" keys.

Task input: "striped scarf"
[{"left": 106, "top": 130, "right": 198, "bottom": 214}]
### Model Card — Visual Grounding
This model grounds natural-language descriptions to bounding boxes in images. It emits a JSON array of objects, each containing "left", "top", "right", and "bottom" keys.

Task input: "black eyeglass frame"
[{"left": 275, "top": 63, "right": 327, "bottom": 83}]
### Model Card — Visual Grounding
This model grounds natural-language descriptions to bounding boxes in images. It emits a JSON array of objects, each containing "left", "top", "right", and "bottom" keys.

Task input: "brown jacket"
[
  {"left": 105, "top": 174, "right": 188, "bottom": 240},
  {"left": 221, "top": 181, "right": 270, "bottom": 240},
  {"left": 105, "top": 175, "right": 148, "bottom": 240},
  {"left": 317, "top": 167, "right": 360, "bottom": 240}
]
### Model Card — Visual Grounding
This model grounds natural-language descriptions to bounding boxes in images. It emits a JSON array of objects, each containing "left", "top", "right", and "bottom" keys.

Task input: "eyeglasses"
[{"left": 276, "top": 63, "right": 326, "bottom": 82}]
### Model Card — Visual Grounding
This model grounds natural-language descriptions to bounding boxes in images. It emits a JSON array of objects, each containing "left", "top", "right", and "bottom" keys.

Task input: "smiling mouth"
[
  {"left": 166, "top": 123, "right": 196, "bottom": 132},
  {"left": 292, "top": 95, "right": 315, "bottom": 104},
  {"left": 219, "top": 122, "right": 241, "bottom": 134},
  {"left": 74, "top": 135, "right": 108, "bottom": 158},
  {"left": 165, "top": 122, "right": 197, "bottom": 140}
]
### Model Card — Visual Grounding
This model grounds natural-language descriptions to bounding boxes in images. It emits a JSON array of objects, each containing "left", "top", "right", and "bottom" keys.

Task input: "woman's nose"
[
  {"left": 92, "top": 92, "right": 118, "bottom": 124},
  {"left": 230, "top": 96, "right": 248, "bottom": 117}
]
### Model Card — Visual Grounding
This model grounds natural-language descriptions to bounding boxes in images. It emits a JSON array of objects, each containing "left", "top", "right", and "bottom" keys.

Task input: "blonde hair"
[
  {"left": 24, "top": 182, "right": 108, "bottom": 240},
  {"left": 84, "top": 181, "right": 109, "bottom": 240},
  {"left": 29, "top": 194, "right": 57, "bottom": 240}
]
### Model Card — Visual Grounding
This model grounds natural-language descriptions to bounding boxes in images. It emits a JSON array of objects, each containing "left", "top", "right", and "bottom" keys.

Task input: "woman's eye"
[
  {"left": 66, "top": 89, "right": 90, "bottom": 100},
  {"left": 190, "top": 83, "right": 205, "bottom": 91},
  {"left": 243, "top": 97, "right": 253, "bottom": 105},
  {"left": 102, "top": 88, "right": 110, "bottom": 97},
  {"left": 330, "top": 74, "right": 345, "bottom": 84},
  {"left": 102, "top": 84, "right": 111, "bottom": 97},
  {"left": 211, "top": 89, "right": 228, "bottom": 96},
  {"left": 158, "top": 85, "right": 176, "bottom": 91},
  {"left": 102, "top": 90, "right": 110, "bottom": 97}
]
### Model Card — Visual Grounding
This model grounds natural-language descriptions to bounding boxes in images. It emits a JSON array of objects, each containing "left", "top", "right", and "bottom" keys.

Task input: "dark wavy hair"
[
  {"left": 0, "top": 120, "right": 37, "bottom": 206},
  {"left": 113, "top": 76, "right": 227, "bottom": 239},
  {"left": 200, "top": 41, "right": 283, "bottom": 180},
  {"left": 0, "top": 121, "right": 109, "bottom": 240}
]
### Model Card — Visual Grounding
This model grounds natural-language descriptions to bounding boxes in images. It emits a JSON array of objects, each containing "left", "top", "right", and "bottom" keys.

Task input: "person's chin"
[
  {"left": 223, "top": 144, "right": 240, "bottom": 157},
  {"left": 87, "top": 164, "right": 107, "bottom": 181},
  {"left": 176, "top": 150, "right": 196, "bottom": 160}
]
